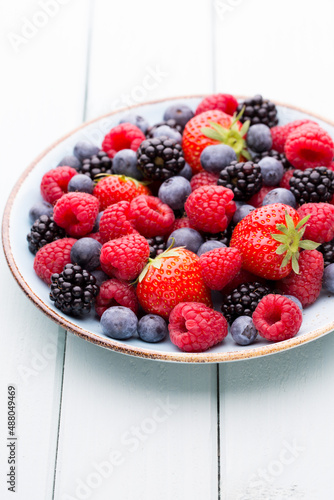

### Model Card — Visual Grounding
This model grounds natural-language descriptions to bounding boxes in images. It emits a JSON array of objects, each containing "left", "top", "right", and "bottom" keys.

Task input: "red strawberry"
[
  {"left": 199, "top": 247, "right": 242, "bottom": 290},
  {"left": 136, "top": 247, "right": 212, "bottom": 319},
  {"left": 93, "top": 175, "right": 151, "bottom": 211}
]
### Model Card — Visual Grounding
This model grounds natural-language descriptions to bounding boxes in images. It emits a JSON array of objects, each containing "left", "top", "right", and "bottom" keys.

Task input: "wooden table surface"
[{"left": 1, "top": 1, "right": 334, "bottom": 499}]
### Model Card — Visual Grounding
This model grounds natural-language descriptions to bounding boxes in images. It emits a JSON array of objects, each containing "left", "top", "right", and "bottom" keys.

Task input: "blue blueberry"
[
  {"left": 152, "top": 125, "right": 182, "bottom": 144},
  {"left": 232, "top": 204, "right": 255, "bottom": 225},
  {"left": 138, "top": 314, "right": 168, "bottom": 343},
  {"left": 178, "top": 163, "right": 193, "bottom": 181},
  {"left": 100, "top": 306, "right": 138, "bottom": 340},
  {"left": 112, "top": 149, "right": 143, "bottom": 180},
  {"left": 91, "top": 269, "right": 109, "bottom": 287},
  {"left": 163, "top": 104, "right": 194, "bottom": 128},
  {"left": 284, "top": 295, "right": 303, "bottom": 310},
  {"left": 167, "top": 228, "right": 204, "bottom": 253},
  {"left": 119, "top": 113, "right": 149, "bottom": 134},
  {"left": 200, "top": 144, "right": 237, "bottom": 174},
  {"left": 73, "top": 141, "right": 100, "bottom": 161},
  {"left": 323, "top": 263, "right": 334, "bottom": 293},
  {"left": 258, "top": 157, "right": 284, "bottom": 186},
  {"left": 93, "top": 211, "right": 104, "bottom": 233},
  {"left": 197, "top": 240, "right": 226, "bottom": 257},
  {"left": 70, "top": 237, "right": 102, "bottom": 272},
  {"left": 262, "top": 188, "right": 296, "bottom": 208},
  {"left": 246, "top": 124, "right": 273, "bottom": 153},
  {"left": 57, "top": 155, "right": 81, "bottom": 170},
  {"left": 29, "top": 201, "right": 53, "bottom": 224},
  {"left": 158, "top": 176, "right": 192, "bottom": 210},
  {"left": 68, "top": 174, "right": 94, "bottom": 194},
  {"left": 230, "top": 316, "right": 258, "bottom": 346}
]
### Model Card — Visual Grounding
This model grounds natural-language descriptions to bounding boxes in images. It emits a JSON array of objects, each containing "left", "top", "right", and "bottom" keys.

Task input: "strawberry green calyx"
[
  {"left": 271, "top": 211, "right": 319, "bottom": 274},
  {"left": 138, "top": 241, "right": 185, "bottom": 283}
]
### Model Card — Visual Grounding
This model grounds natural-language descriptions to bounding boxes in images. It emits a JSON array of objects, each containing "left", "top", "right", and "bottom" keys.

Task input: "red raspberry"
[
  {"left": 93, "top": 175, "right": 151, "bottom": 211},
  {"left": 86, "top": 232, "right": 104, "bottom": 244},
  {"left": 190, "top": 171, "right": 219, "bottom": 191},
  {"left": 53, "top": 192, "right": 99, "bottom": 238},
  {"left": 199, "top": 247, "right": 242, "bottom": 290},
  {"left": 100, "top": 232, "right": 149, "bottom": 281},
  {"left": 297, "top": 203, "right": 334, "bottom": 243},
  {"left": 95, "top": 279, "right": 138, "bottom": 317},
  {"left": 40, "top": 166, "right": 77, "bottom": 205},
  {"left": 279, "top": 169, "right": 295, "bottom": 190},
  {"left": 99, "top": 201, "right": 136, "bottom": 243},
  {"left": 271, "top": 119, "right": 317, "bottom": 153},
  {"left": 166, "top": 217, "right": 193, "bottom": 237},
  {"left": 285, "top": 124, "right": 334, "bottom": 170},
  {"left": 33, "top": 238, "right": 77, "bottom": 285},
  {"left": 169, "top": 302, "right": 228, "bottom": 352},
  {"left": 102, "top": 123, "right": 145, "bottom": 158},
  {"left": 129, "top": 195, "right": 175, "bottom": 237},
  {"left": 277, "top": 250, "right": 324, "bottom": 307},
  {"left": 328, "top": 162, "right": 334, "bottom": 172},
  {"left": 248, "top": 185, "right": 274, "bottom": 207},
  {"left": 252, "top": 294, "right": 302, "bottom": 342},
  {"left": 185, "top": 185, "right": 236, "bottom": 233},
  {"left": 195, "top": 94, "right": 238, "bottom": 116}
]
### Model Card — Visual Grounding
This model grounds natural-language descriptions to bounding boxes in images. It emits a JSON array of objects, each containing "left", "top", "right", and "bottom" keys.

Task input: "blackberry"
[
  {"left": 137, "top": 136, "right": 185, "bottom": 181},
  {"left": 80, "top": 150, "right": 112, "bottom": 180},
  {"left": 236, "top": 95, "right": 278, "bottom": 128},
  {"left": 147, "top": 236, "right": 167, "bottom": 259},
  {"left": 252, "top": 150, "right": 292, "bottom": 170},
  {"left": 319, "top": 239, "right": 334, "bottom": 267},
  {"left": 27, "top": 215, "right": 66, "bottom": 255},
  {"left": 221, "top": 281, "right": 271, "bottom": 324},
  {"left": 217, "top": 161, "right": 262, "bottom": 201},
  {"left": 146, "top": 119, "right": 183, "bottom": 137},
  {"left": 289, "top": 166, "right": 334, "bottom": 204},
  {"left": 203, "top": 224, "right": 234, "bottom": 247},
  {"left": 50, "top": 263, "right": 99, "bottom": 316}
]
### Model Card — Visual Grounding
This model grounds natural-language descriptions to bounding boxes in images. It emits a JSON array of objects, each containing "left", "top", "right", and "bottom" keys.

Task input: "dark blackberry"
[
  {"left": 319, "top": 239, "right": 334, "bottom": 267},
  {"left": 146, "top": 119, "right": 183, "bottom": 137},
  {"left": 147, "top": 236, "right": 167, "bottom": 259},
  {"left": 203, "top": 224, "right": 234, "bottom": 247},
  {"left": 80, "top": 150, "right": 112, "bottom": 180},
  {"left": 236, "top": 95, "right": 278, "bottom": 128},
  {"left": 137, "top": 136, "right": 185, "bottom": 181},
  {"left": 221, "top": 281, "right": 271, "bottom": 324},
  {"left": 27, "top": 215, "right": 66, "bottom": 255},
  {"left": 50, "top": 263, "right": 99, "bottom": 316},
  {"left": 217, "top": 161, "right": 262, "bottom": 201},
  {"left": 289, "top": 166, "right": 334, "bottom": 204},
  {"left": 252, "top": 150, "right": 292, "bottom": 171}
]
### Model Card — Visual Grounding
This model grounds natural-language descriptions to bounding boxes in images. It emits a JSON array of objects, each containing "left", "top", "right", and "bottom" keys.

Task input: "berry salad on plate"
[{"left": 3, "top": 94, "right": 334, "bottom": 362}]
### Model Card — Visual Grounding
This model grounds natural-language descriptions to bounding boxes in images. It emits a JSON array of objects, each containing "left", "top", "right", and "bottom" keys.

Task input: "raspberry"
[
  {"left": 129, "top": 195, "right": 175, "bottom": 238},
  {"left": 100, "top": 232, "right": 149, "bottom": 281},
  {"left": 279, "top": 169, "right": 295, "bottom": 190},
  {"left": 166, "top": 217, "right": 193, "bottom": 237},
  {"left": 93, "top": 175, "right": 151, "bottom": 211},
  {"left": 199, "top": 247, "right": 242, "bottom": 290},
  {"left": 248, "top": 185, "right": 274, "bottom": 207},
  {"left": 40, "top": 166, "right": 77, "bottom": 205},
  {"left": 195, "top": 94, "right": 238, "bottom": 116},
  {"left": 271, "top": 119, "right": 317, "bottom": 153},
  {"left": 102, "top": 123, "right": 146, "bottom": 158},
  {"left": 190, "top": 171, "right": 219, "bottom": 191},
  {"left": 99, "top": 201, "right": 136, "bottom": 243},
  {"left": 285, "top": 124, "right": 334, "bottom": 170},
  {"left": 185, "top": 185, "right": 236, "bottom": 233},
  {"left": 277, "top": 250, "right": 324, "bottom": 307},
  {"left": 95, "top": 279, "right": 138, "bottom": 317},
  {"left": 86, "top": 232, "right": 104, "bottom": 244},
  {"left": 33, "top": 237, "right": 77, "bottom": 285},
  {"left": 252, "top": 294, "right": 303, "bottom": 342},
  {"left": 168, "top": 302, "right": 228, "bottom": 352},
  {"left": 297, "top": 203, "right": 334, "bottom": 243},
  {"left": 53, "top": 192, "right": 99, "bottom": 238}
]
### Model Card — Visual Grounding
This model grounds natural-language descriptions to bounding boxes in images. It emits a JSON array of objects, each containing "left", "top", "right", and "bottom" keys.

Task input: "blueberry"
[
  {"left": 163, "top": 104, "right": 194, "bottom": 128},
  {"left": 151, "top": 125, "right": 182, "bottom": 144},
  {"left": 57, "top": 155, "right": 81, "bottom": 170},
  {"left": 197, "top": 240, "right": 226, "bottom": 257},
  {"left": 167, "top": 227, "right": 204, "bottom": 253},
  {"left": 70, "top": 237, "right": 102, "bottom": 272},
  {"left": 232, "top": 204, "right": 255, "bottom": 225},
  {"left": 158, "top": 176, "right": 192, "bottom": 210},
  {"left": 68, "top": 174, "right": 94, "bottom": 194},
  {"left": 284, "top": 295, "right": 303, "bottom": 310},
  {"left": 100, "top": 306, "right": 138, "bottom": 340},
  {"left": 112, "top": 149, "right": 143, "bottom": 180},
  {"left": 93, "top": 211, "right": 104, "bottom": 233},
  {"left": 138, "top": 314, "right": 168, "bottom": 343},
  {"left": 246, "top": 124, "right": 273, "bottom": 153},
  {"left": 119, "top": 113, "right": 149, "bottom": 134},
  {"left": 178, "top": 163, "right": 193, "bottom": 181},
  {"left": 29, "top": 201, "right": 53, "bottom": 224},
  {"left": 262, "top": 188, "right": 296, "bottom": 208},
  {"left": 258, "top": 157, "right": 284, "bottom": 186},
  {"left": 230, "top": 316, "right": 258, "bottom": 346},
  {"left": 91, "top": 269, "right": 109, "bottom": 287},
  {"left": 200, "top": 144, "right": 237, "bottom": 175},
  {"left": 323, "top": 263, "right": 334, "bottom": 293},
  {"left": 73, "top": 141, "right": 99, "bottom": 161}
]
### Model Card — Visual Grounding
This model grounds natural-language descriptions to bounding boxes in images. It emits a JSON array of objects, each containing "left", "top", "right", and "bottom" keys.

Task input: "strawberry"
[
  {"left": 93, "top": 174, "right": 151, "bottom": 211},
  {"left": 136, "top": 246, "right": 212, "bottom": 319},
  {"left": 230, "top": 203, "right": 319, "bottom": 280}
]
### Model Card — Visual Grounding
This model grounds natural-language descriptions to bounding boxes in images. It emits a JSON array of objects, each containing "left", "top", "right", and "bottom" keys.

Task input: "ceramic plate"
[{"left": 2, "top": 96, "right": 334, "bottom": 363}]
